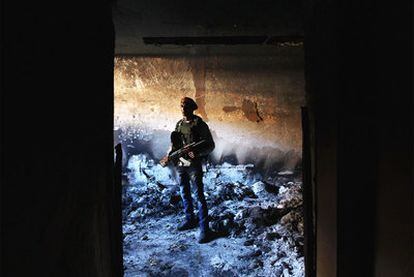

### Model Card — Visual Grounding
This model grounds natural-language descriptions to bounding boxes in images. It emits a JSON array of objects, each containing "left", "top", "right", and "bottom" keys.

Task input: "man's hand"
[
  {"left": 160, "top": 156, "right": 169, "bottom": 167},
  {"left": 183, "top": 145, "right": 196, "bottom": 159}
]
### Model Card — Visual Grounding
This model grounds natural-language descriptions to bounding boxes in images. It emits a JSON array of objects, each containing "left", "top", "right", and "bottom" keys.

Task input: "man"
[{"left": 160, "top": 97, "right": 215, "bottom": 243}]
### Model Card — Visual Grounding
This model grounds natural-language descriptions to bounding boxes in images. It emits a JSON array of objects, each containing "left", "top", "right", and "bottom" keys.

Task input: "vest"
[{"left": 175, "top": 116, "right": 202, "bottom": 145}]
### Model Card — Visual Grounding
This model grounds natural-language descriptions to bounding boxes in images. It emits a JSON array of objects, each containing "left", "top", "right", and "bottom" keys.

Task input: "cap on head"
[{"left": 180, "top": 97, "right": 198, "bottom": 111}]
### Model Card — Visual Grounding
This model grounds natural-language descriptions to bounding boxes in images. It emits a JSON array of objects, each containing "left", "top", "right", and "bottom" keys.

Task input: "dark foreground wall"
[
  {"left": 305, "top": 1, "right": 413, "bottom": 276},
  {"left": 2, "top": 1, "right": 121, "bottom": 276}
]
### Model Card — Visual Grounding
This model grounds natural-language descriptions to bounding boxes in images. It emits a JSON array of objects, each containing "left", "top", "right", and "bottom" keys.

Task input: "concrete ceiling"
[{"left": 113, "top": 0, "right": 304, "bottom": 55}]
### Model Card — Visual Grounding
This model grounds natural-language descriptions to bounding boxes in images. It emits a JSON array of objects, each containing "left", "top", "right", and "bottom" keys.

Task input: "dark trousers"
[{"left": 176, "top": 161, "right": 209, "bottom": 232}]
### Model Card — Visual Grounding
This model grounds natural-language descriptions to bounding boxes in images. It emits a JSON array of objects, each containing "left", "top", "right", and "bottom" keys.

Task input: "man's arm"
[
  {"left": 160, "top": 125, "right": 182, "bottom": 166},
  {"left": 194, "top": 121, "right": 215, "bottom": 157}
]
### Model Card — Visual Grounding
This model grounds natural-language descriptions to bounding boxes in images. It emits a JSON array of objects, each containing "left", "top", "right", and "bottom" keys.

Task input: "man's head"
[{"left": 180, "top": 97, "right": 198, "bottom": 117}]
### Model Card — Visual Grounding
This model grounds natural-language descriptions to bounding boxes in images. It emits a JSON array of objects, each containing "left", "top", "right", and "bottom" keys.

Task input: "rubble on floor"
[{"left": 123, "top": 154, "right": 304, "bottom": 277}]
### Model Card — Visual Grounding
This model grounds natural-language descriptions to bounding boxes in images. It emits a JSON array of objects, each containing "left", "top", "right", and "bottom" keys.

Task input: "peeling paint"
[
  {"left": 222, "top": 99, "right": 263, "bottom": 122},
  {"left": 241, "top": 99, "right": 263, "bottom": 122},
  {"left": 223, "top": 106, "right": 239, "bottom": 113}
]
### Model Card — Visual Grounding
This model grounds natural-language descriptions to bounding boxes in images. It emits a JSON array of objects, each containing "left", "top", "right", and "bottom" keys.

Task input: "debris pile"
[{"left": 123, "top": 154, "right": 304, "bottom": 277}]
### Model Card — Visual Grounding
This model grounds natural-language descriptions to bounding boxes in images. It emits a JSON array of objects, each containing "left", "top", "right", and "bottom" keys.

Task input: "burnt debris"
[{"left": 123, "top": 154, "right": 304, "bottom": 276}]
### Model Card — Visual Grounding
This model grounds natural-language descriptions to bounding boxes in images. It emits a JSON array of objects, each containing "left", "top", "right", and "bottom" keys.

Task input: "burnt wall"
[
  {"left": 2, "top": 1, "right": 120, "bottom": 277},
  {"left": 305, "top": 1, "right": 413, "bottom": 276},
  {"left": 115, "top": 50, "right": 305, "bottom": 174}
]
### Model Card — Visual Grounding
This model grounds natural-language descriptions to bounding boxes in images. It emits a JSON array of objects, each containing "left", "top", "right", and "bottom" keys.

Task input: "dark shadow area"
[
  {"left": 2, "top": 1, "right": 121, "bottom": 276},
  {"left": 304, "top": 1, "right": 413, "bottom": 276},
  {"left": 1, "top": 1, "right": 412, "bottom": 277}
]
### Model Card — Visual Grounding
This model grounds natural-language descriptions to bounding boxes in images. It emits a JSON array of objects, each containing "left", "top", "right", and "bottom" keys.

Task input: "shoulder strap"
[{"left": 175, "top": 119, "right": 184, "bottom": 132}]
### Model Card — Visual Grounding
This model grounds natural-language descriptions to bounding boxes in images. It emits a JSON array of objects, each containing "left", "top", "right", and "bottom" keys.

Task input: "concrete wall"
[{"left": 114, "top": 50, "right": 305, "bottom": 174}]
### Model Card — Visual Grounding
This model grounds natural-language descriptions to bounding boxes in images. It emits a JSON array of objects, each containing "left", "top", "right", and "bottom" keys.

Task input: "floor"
[{"left": 122, "top": 155, "right": 305, "bottom": 277}]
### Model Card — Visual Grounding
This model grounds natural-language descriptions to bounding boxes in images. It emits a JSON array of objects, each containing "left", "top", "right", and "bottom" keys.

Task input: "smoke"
[
  {"left": 116, "top": 125, "right": 301, "bottom": 176},
  {"left": 126, "top": 154, "right": 173, "bottom": 186}
]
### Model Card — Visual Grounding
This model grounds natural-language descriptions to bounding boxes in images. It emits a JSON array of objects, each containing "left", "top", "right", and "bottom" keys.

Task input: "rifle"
[{"left": 160, "top": 139, "right": 206, "bottom": 167}]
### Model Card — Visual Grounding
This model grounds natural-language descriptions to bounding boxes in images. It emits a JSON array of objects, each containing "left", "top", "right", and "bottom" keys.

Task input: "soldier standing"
[{"left": 160, "top": 97, "right": 215, "bottom": 243}]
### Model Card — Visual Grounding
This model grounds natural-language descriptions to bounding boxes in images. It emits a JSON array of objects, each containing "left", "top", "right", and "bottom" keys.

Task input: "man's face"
[{"left": 181, "top": 102, "right": 194, "bottom": 117}]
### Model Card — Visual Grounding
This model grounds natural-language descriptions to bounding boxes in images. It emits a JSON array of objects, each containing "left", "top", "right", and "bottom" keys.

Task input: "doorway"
[{"left": 114, "top": 47, "right": 306, "bottom": 276}]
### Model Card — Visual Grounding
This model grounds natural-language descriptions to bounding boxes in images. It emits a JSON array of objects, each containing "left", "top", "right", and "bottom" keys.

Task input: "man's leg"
[
  {"left": 177, "top": 167, "right": 197, "bottom": 230},
  {"left": 190, "top": 163, "right": 215, "bottom": 243},
  {"left": 192, "top": 168, "right": 209, "bottom": 231}
]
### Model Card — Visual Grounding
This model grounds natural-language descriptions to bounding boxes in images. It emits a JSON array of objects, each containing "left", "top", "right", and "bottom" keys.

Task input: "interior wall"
[
  {"left": 114, "top": 50, "right": 305, "bottom": 174},
  {"left": 2, "top": 1, "right": 121, "bottom": 276},
  {"left": 305, "top": 1, "right": 413, "bottom": 276},
  {"left": 373, "top": 3, "right": 413, "bottom": 275},
  {"left": 304, "top": 1, "right": 339, "bottom": 275}
]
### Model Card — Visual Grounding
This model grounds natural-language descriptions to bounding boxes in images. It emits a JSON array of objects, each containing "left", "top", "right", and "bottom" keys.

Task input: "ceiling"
[{"left": 113, "top": 0, "right": 304, "bottom": 55}]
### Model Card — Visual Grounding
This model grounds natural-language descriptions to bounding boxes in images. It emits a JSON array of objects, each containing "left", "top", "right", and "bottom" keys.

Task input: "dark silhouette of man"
[{"left": 160, "top": 97, "right": 215, "bottom": 243}]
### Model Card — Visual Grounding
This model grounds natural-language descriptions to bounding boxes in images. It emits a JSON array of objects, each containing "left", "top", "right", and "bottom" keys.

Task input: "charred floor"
[{"left": 122, "top": 155, "right": 304, "bottom": 276}]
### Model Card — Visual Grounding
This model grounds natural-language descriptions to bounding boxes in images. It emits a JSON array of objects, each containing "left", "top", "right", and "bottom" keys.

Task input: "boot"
[
  {"left": 198, "top": 229, "right": 216, "bottom": 244},
  {"left": 177, "top": 218, "right": 198, "bottom": 231}
]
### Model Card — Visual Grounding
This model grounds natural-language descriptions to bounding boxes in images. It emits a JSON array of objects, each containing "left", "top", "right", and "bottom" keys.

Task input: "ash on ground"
[{"left": 123, "top": 154, "right": 304, "bottom": 277}]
